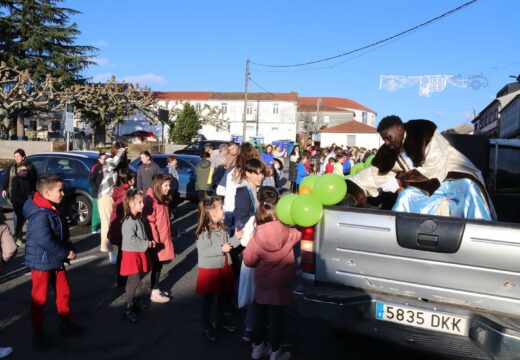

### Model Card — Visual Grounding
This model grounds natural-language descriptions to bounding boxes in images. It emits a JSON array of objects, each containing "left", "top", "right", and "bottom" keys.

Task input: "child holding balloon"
[{"left": 243, "top": 192, "right": 302, "bottom": 360}]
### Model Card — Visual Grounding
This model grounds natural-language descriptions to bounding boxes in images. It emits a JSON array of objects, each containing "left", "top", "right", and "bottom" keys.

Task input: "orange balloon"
[{"left": 299, "top": 185, "right": 313, "bottom": 195}]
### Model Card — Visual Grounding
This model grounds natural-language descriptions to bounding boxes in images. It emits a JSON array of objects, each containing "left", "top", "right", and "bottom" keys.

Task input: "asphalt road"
[{"left": 0, "top": 201, "right": 444, "bottom": 360}]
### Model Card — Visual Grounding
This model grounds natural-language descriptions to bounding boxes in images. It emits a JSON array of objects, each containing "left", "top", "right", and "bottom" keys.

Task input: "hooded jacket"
[
  {"left": 108, "top": 184, "right": 130, "bottom": 246},
  {"left": 23, "top": 193, "right": 72, "bottom": 271},
  {"left": 243, "top": 220, "right": 301, "bottom": 305},
  {"left": 195, "top": 159, "right": 211, "bottom": 191},
  {"left": 0, "top": 216, "right": 16, "bottom": 273},
  {"left": 143, "top": 187, "right": 175, "bottom": 262}
]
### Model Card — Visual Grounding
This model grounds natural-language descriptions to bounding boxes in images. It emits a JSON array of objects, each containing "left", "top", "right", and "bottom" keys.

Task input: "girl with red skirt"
[
  {"left": 120, "top": 189, "right": 156, "bottom": 323},
  {"left": 195, "top": 196, "right": 242, "bottom": 341}
]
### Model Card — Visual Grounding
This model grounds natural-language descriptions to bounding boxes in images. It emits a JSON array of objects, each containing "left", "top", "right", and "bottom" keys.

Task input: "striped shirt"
[{"left": 98, "top": 149, "right": 125, "bottom": 198}]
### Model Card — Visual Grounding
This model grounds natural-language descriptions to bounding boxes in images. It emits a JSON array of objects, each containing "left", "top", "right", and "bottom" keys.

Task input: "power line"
[
  {"left": 248, "top": 77, "right": 294, "bottom": 102},
  {"left": 250, "top": 0, "right": 478, "bottom": 68}
]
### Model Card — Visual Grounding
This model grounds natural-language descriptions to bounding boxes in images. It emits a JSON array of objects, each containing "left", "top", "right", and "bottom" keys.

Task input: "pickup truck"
[{"left": 294, "top": 136, "right": 520, "bottom": 360}]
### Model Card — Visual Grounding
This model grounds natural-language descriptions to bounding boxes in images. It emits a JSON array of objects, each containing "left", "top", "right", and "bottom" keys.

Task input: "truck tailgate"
[{"left": 315, "top": 207, "right": 520, "bottom": 317}]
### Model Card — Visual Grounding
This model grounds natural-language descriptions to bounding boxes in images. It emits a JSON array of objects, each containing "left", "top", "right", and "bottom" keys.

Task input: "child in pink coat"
[
  {"left": 144, "top": 174, "right": 175, "bottom": 303},
  {"left": 243, "top": 195, "right": 302, "bottom": 360}
]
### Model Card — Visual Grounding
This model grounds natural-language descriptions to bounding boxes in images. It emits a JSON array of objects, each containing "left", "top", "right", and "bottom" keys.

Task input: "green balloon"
[
  {"left": 350, "top": 163, "right": 365, "bottom": 176},
  {"left": 313, "top": 174, "right": 347, "bottom": 205},
  {"left": 300, "top": 175, "right": 320, "bottom": 190},
  {"left": 290, "top": 195, "right": 323, "bottom": 227},
  {"left": 364, "top": 154, "right": 375, "bottom": 168},
  {"left": 276, "top": 193, "right": 297, "bottom": 225}
]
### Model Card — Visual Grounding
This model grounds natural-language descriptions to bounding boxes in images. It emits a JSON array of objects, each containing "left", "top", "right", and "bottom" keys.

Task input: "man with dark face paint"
[{"left": 345, "top": 115, "right": 494, "bottom": 220}]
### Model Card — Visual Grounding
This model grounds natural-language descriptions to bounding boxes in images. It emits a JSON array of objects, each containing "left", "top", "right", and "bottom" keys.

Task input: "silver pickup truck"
[{"left": 294, "top": 137, "right": 520, "bottom": 360}]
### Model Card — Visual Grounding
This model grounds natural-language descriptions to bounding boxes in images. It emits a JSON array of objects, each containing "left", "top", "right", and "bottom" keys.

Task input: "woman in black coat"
[{"left": 288, "top": 145, "right": 300, "bottom": 193}]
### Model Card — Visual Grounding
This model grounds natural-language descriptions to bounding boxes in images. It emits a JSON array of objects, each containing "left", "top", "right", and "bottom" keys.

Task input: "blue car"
[
  {"left": 129, "top": 154, "right": 200, "bottom": 199},
  {"left": 0, "top": 151, "right": 99, "bottom": 226}
]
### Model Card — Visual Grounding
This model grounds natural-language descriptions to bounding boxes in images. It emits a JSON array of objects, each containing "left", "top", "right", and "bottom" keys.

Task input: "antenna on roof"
[{"left": 510, "top": 74, "right": 520, "bottom": 82}]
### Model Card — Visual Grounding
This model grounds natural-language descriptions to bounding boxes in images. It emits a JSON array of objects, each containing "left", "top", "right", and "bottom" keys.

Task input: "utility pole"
[{"left": 242, "top": 59, "right": 250, "bottom": 141}]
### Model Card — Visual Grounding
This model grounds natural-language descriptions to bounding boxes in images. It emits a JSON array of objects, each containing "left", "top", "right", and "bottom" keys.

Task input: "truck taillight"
[{"left": 300, "top": 226, "right": 315, "bottom": 274}]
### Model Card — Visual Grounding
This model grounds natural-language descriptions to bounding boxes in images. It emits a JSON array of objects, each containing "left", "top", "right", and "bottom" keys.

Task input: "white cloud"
[
  {"left": 91, "top": 57, "right": 111, "bottom": 66},
  {"left": 120, "top": 73, "right": 167, "bottom": 85},
  {"left": 94, "top": 40, "right": 109, "bottom": 48}
]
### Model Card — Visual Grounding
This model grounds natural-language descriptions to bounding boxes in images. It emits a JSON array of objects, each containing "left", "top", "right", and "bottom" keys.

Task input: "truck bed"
[{"left": 314, "top": 206, "right": 520, "bottom": 317}]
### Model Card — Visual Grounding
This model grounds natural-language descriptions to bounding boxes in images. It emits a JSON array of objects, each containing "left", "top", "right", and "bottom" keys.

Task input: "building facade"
[
  {"left": 319, "top": 120, "right": 382, "bottom": 149},
  {"left": 473, "top": 82, "right": 520, "bottom": 137},
  {"left": 297, "top": 97, "right": 377, "bottom": 133},
  {"left": 154, "top": 91, "right": 298, "bottom": 144},
  {"left": 500, "top": 94, "right": 520, "bottom": 138}
]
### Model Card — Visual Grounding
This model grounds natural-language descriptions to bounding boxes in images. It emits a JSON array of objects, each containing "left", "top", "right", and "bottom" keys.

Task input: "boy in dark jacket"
[{"left": 23, "top": 175, "right": 84, "bottom": 350}]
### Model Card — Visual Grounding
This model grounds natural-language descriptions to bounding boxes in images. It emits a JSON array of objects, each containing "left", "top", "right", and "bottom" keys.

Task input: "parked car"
[
  {"left": 174, "top": 140, "right": 229, "bottom": 156},
  {"left": 294, "top": 136, "right": 520, "bottom": 360},
  {"left": 0, "top": 151, "right": 99, "bottom": 226},
  {"left": 129, "top": 154, "right": 200, "bottom": 199}
]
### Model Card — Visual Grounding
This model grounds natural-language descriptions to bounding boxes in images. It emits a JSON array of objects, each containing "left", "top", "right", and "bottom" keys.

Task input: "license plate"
[{"left": 375, "top": 302, "right": 468, "bottom": 336}]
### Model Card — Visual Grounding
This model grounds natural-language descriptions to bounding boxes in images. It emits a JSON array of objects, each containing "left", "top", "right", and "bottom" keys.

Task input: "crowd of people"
[{"left": 0, "top": 139, "right": 331, "bottom": 360}]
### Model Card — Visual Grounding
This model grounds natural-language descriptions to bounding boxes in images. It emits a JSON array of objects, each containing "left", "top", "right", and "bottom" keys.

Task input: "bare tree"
[
  {"left": 60, "top": 75, "right": 155, "bottom": 146},
  {"left": 0, "top": 62, "right": 61, "bottom": 139}
]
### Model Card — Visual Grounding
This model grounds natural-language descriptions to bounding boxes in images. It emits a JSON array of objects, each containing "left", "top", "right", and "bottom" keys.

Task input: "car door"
[{"left": 176, "top": 158, "right": 195, "bottom": 197}]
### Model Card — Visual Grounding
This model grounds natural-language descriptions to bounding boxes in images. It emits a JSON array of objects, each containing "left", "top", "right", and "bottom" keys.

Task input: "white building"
[
  {"left": 297, "top": 97, "right": 377, "bottom": 132},
  {"left": 319, "top": 120, "right": 382, "bottom": 149},
  {"left": 153, "top": 91, "right": 299, "bottom": 144}
]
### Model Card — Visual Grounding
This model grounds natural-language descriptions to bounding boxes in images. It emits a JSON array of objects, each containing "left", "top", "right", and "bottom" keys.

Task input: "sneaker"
[
  {"left": 108, "top": 250, "right": 117, "bottom": 264},
  {"left": 124, "top": 307, "right": 137, "bottom": 323},
  {"left": 150, "top": 289, "right": 170, "bottom": 303},
  {"left": 270, "top": 349, "right": 291, "bottom": 360},
  {"left": 59, "top": 322, "right": 87, "bottom": 337},
  {"left": 201, "top": 326, "right": 216, "bottom": 342},
  {"left": 15, "top": 239, "right": 24, "bottom": 248},
  {"left": 242, "top": 328, "right": 253, "bottom": 343},
  {"left": 251, "top": 343, "right": 271, "bottom": 359},
  {"left": 0, "top": 347, "right": 13, "bottom": 359},
  {"left": 32, "top": 333, "right": 49, "bottom": 351}
]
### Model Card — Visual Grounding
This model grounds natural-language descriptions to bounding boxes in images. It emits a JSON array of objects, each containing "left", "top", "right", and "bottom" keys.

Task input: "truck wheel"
[{"left": 71, "top": 195, "right": 92, "bottom": 226}]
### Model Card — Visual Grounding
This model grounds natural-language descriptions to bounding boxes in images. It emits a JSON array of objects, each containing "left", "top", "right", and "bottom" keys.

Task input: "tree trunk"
[
  {"left": 16, "top": 113, "right": 24, "bottom": 140},
  {"left": 93, "top": 125, "right": 106, "bottom": 148}
]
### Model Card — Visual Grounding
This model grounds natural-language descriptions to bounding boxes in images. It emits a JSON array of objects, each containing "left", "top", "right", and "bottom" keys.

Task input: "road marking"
[{"left": 173, "top": 209, "right": 198, "bottom": 223}]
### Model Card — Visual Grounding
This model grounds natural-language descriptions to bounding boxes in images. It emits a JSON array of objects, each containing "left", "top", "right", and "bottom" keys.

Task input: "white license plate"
[{"left": 375, "top": 302, "right": 468, "bottom": 336}]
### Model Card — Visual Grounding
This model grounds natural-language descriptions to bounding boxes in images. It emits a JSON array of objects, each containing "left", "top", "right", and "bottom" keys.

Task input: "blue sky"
[{"left": 66, "top": 0, "right": 520, "bottom": 131}]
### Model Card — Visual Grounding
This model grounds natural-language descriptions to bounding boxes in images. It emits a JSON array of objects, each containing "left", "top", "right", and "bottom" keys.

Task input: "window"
[
  {"left": 28, "top": 156, "right": 46, "bottom": 176},
  {"left": 29, "top": 120, "right": 37, "bottom": 131},
  {"left": 246, "top": 104, "right": 253, "bottom": 115},
  {"left": 221, "top": 103, "right": 228, "bottom": 114},
  {"left": 323, "top": 115, "right": 330, "bottom": 124},
  {"left": 272, "top": 127, "right": 279, "bottom": 131},
  {"left": 195, "top": 103, "right": 201, "bottom": 111},
  {"left": 51, "top": 121, "right": 61, "bottom": 131},
  {"left": 273, "top": 103, "right": 279, "bottom": 115},
  {"left": 362, "top": 112, "right": 368, "bottom": 124},
  {"left": 347, "top": 135, "right": 356, "bottom": 146},
  {"left": 46, "top": 158, "right": 87, "bottom": 176}
]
